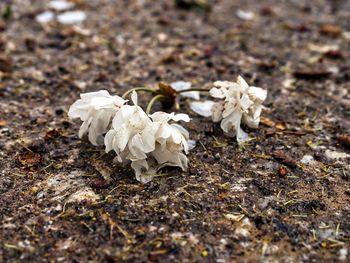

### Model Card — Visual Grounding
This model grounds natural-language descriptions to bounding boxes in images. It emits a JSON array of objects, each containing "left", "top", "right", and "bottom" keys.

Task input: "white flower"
[
  {"left": 104, "top": 91, "right": 152, "bottom": 162},
  {"left": 68, "top": 90, "right": 126, "bottom": 146},
  {"left": 132, "top": 112, "right": 191, "bottom": 183},
  {"left": 210, "top": 76, "right": 267, "bottom": 144},
  {"left": 150, "top": 112, "right": 190, "bottom": 162},
  {"left": 105, "top": 92, "right": 192, "bottom": 183}
]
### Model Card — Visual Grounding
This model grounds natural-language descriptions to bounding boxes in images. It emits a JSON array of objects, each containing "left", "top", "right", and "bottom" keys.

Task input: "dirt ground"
[{"left": 1, "top": 0, "right": 350, "bottom": 262}]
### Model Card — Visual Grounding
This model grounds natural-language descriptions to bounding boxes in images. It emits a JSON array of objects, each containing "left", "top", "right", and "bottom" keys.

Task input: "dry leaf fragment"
[
  {"left": 337, "top": 135, "right": 350, "bottom": 149},
  {"left": 17, "top": 152, "right": 41, "bottom": 167},
  {"left": 319, "top": 24, "right": 342, "bottom": 35},
  {"left": 0, "top": 119, "right": 7, "bottom": 127},
  {"left": 293, "top": 68, "right": 331, "bottom": 79},
  {"left": 272, "top": 150, "right": 298, "bottom": 168},
  {"left": 260, "top": 117, "right": 275, "bottom": 127},
  {"left": 278, "top": 166, "right": 288, "bottom": 177}
]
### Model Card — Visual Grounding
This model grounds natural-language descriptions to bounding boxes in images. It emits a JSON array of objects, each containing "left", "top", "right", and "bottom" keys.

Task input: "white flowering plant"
[
  {"left": 68, "top": 75, "right": 267, "bottom": 183},
  {"left": 189, "top": 76, "right": 267, "bottom": 144},
  {"left": 68, "top": 86, "right": 193, "bottom": 183}
]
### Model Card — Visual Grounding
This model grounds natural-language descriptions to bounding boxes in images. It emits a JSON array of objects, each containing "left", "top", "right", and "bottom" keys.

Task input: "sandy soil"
[{"left": 0, "top": 0, "right": 349, "bottom": 262}]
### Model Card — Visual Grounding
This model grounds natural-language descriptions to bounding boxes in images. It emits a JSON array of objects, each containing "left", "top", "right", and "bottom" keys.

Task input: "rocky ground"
[{"left": 0, "top": 0, "right": 349, "bottom": 262}]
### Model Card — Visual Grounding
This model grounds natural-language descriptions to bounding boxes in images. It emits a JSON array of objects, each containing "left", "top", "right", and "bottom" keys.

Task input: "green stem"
[
  {"left": 122, "top": 87, "right": 156, "bottom": 99},
  {"left": 146, "top": 94, "right": 166, "bottom": 114},
  {"left": 176, "top": 88, "right": 210, "bottom": 94}
]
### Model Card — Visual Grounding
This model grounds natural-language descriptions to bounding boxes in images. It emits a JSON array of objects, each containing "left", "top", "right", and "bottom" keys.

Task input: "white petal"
[
  {"left": 240, "top": 94, "right": 254, "bottom": 111},
  {"left": 112, "top": 105, "right": 134, "bottom": 129},
  {"left": 213, "top": 81, "right": 234, "bottom": 90},
  {"left": 152, "top": 147, "right": 172, "bottom": 165},
  {"left": 80, "top": 90, "right": 110, "bottom": 100},
  {"left": 78, "top": 117, "right": 92, "bottom": 138},
  {"left": 188, "top": 140, "right": 196, "bottom": 151},
  {"left": 114, "top": 126, "right": 131, "bottom": 151},
  {"left": 171, "top": 81, "right": 200, "bottom": 100},
  {"left": 181, "top": 91, "right": 200, "bottom": 100},
  {"left": 140, "top": 123, "right": 158, "bottom": 152},
  {"left": 220, "top": 110, "right": 242, "bottom": 135},
  {"left": 236, "top": 127, "right": 249, "bottom": 144},
  {"left": 236, "top": 9, "right": 254, "bottom": 21},
  {"left": 57, "top": 11, "right": 86, "bottom": 25},
  {"left": 248, "top": 86, "right": 267, "bottom": 102},
  {"left": 170, "top": 128, "right": 183, "bottom": 145},
  {"left": 236, "top": 75, "right": 249, "bottom": 90},
  {"left": 149, "top": 111, "right": 170, "bottom": 122},
  {"left": 243, "top": 104, "right": 262, "bottom": 129},
  {"left": 104, "top": 130, "right": 117, "bottom": 153},
  {"left": 190, "top": 100, "right": 214, "bottom": 117},
  {"left": 155, "top": 151, "right": 188, "bottom": 171},
  {"left": 68, "top": 100, "right": 89, "bottom": 120},
  {"left": 211, "top": 102, "right": 224, "bottom": 122},
  {"left": 210, "top": 87, "right": 227, "bottom": 99},
  {"left": 128, "top": 134, "right": 148, "bottom": 160},
  {"left": 113, "top": 95, "right": 127, "bottom": 107},
  {"left": 170, "top": 81, "right": 191, "bottom": 90},
  {"left": 172, "top": 113, "right": 190, "bottom": 122},
  {"left": 131, "top": 159, "right": 148, "bottom": 176},
  {"left": 170, "top": 124, "right": 189, "bottom": 139},
  {"left": 155, "top": 123, "right": 172, "bottom": 140},
  {"left": 131, "top": 160, "right": 157, "bottom": 184},
  {"left": 36, "top": 11, "right": 54, "bottom": 24},
  {"left": 48, "top": 0, "right": 74, "bottom": 11}
]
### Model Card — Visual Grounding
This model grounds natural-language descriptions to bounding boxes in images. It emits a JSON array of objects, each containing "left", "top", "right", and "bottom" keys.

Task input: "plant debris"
[
  {"left": 272, "top": 150, "right": 298, "bottom": 168},
  {"left": 337, "top": 135, "right": 350, "bottom": 149}
]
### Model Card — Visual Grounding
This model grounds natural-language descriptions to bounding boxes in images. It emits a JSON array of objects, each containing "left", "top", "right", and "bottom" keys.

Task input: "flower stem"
[
  {"left": 176, "top": 88, "right": 210, "bottom": 94},
  {"left": 122, "top": 87, "right": 156, "bottom": 99},
  {"left": 146, "top": 94, "right": 166, "bottom": 114}
]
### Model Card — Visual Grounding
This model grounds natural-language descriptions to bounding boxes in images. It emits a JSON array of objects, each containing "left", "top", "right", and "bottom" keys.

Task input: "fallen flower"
[
  {"left": 210, "top": 76, "right": 267, "bottom": 144},
  {"left": 68, "top": 90, "right": 127, "bottom": 146},
  {"left": 104, "top": 91, "right": 153, "bottom": 163},
  {"left": 149, "top": 111, "right": 191, "bottom": 168},
  {"left": 105, "top": 92, "right": 192, "bottom": 183}
]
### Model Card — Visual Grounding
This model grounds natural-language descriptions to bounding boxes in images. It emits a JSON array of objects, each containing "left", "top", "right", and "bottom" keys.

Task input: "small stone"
[
  {"left": 325, "top": 150, "right": 350, "bottom": 160},
  {"left": 300, "top": 155, "right": 316, "bottom": 165}
]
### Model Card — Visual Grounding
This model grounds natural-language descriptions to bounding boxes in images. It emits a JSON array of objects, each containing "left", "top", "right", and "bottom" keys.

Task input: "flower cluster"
[
  {"left": 68, "top": 90, "right": 126, "bottom": 146},
  {"left": 68, "top": 75, "right": 267, "bottom": 183},
  {"left": 68, "top": 91, "right": 192, "bottom": 183},
  {"left": 210, "top": 76, "right": 267, "bottom": 144},
  {"left": 190, "top": 76, "right": 267, "bottom": 144}
]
